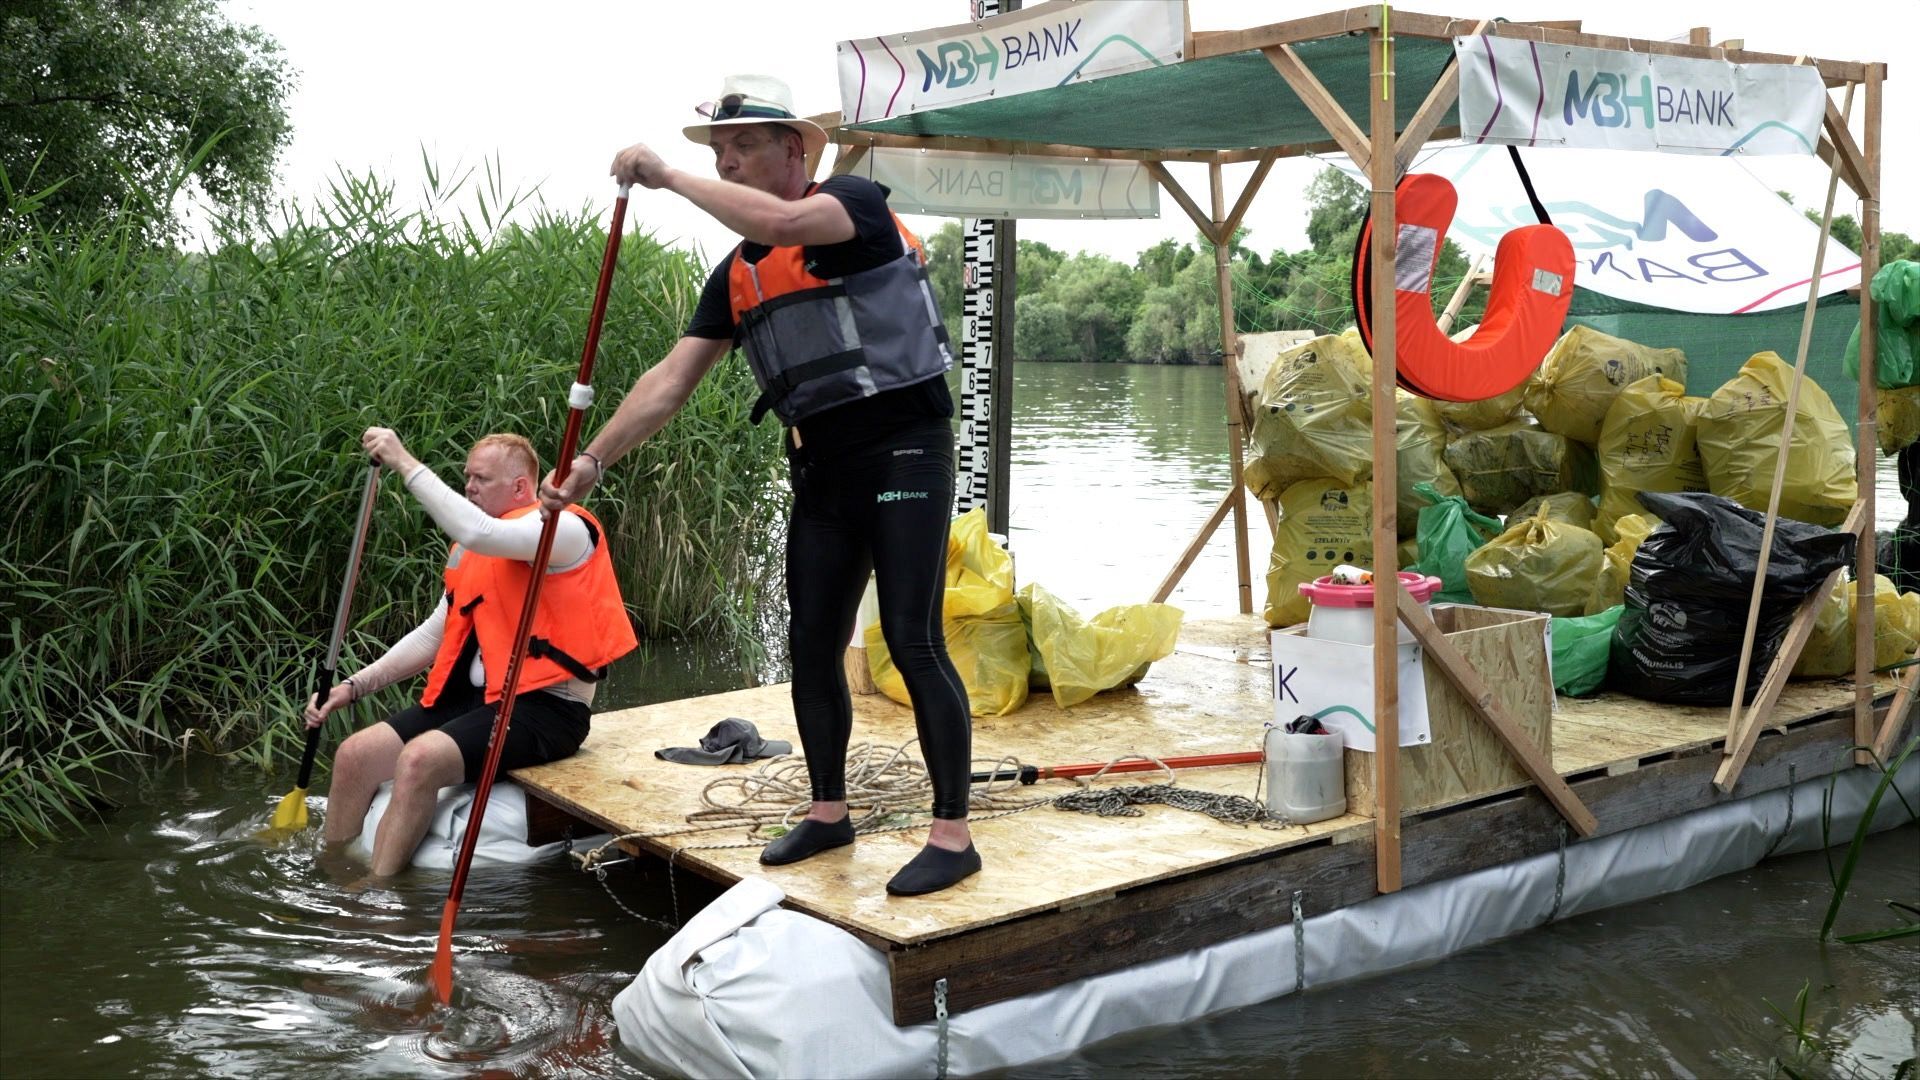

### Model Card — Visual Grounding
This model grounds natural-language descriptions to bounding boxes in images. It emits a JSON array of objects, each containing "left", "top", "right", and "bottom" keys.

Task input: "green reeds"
[{"left": 0, "top": 159, "right": 786, "bottom": 840}]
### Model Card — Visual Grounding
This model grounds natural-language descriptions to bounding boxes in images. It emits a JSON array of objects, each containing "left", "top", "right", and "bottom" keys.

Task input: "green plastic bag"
[
  {"left": 1551, "top": 605, "right": 1622, "bottom": 696},
  {"left": 1843, "top": 260, "right": 1920, "bottom": 389},
  {"left": 1409, "top": 481, "right": 1503, "bottom": 605}
]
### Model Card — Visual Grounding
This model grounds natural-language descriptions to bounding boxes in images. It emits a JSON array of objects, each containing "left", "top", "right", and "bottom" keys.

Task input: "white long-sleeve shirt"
[{"left": 349, "top": 464, "right": 598, "bottom": 706}]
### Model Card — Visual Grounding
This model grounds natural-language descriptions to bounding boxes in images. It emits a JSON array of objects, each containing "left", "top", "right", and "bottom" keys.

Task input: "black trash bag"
[{"left": 1609, "top": 491, "right": 1856, "bottom": 705}]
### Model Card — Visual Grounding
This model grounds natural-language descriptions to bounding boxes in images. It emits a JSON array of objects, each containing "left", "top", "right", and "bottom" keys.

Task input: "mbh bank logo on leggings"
[{"left": 877, "top": 490, "right": 931, "bottom": 503}]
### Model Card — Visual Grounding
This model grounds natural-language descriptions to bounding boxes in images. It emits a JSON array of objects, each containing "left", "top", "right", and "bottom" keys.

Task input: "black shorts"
[{"left": 384, "top": 680, "right": 590, "bottom": 783}]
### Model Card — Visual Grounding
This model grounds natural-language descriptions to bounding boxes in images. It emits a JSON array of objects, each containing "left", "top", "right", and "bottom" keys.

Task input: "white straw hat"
[{"left": 682, "top": 74, "right": 828, "bottom": 162}]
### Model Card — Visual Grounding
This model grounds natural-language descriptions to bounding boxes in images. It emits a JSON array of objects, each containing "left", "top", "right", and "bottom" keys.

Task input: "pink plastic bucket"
[{"left": 1297, "top": 571, "right": 1442, "bottom": 646}]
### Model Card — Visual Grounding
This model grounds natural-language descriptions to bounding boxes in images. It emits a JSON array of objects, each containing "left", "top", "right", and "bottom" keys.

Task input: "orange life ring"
[{"left": 1352, "top": 172, "right": 1575, "bottom": 403}]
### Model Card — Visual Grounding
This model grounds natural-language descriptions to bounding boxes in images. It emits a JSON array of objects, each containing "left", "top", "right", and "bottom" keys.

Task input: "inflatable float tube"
[{"left": 347, "top": 779, "right": 609, "bottom": 870}]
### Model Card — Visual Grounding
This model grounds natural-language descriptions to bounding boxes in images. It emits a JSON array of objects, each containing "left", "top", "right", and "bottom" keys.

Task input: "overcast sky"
[{"left": 219, "top": 0, "right": 1916, "bottom": 264}]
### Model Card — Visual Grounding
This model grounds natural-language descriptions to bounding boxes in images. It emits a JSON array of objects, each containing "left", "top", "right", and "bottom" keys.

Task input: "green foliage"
[
  {"left": 1803, "top": 211, "right": 1920, "bottom": 267},
  {"left": 0, "top": 157, "right": 787, "bottom": 840},
  {"left": 0, "top": 0, "right": 293, "bottom": 242}
]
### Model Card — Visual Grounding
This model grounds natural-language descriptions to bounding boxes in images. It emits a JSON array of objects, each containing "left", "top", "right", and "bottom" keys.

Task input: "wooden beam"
[
  {"left": 1220, "top": 150, "right": 1279, "bottom": 242},
  {"left": 1388, "top": 12, "right": 1873, "bottom": 84},
  {"left": 1393, "top": 20, "right": 1486, "bottom": 177},
  {"left": 1822, "top": 96, "right": 1875, "bottom": 203},
  {"left": 1211, "top": 162, "right": 1254, "bottom": 616},
  {"left": 1435, "top": 253, "right": 1487, "bottom": 336},
  {"left": 1713, "top": 555, "right": 1852, "bottom": 793},
  {"left": 1396, "top": 592, "right": 1600, "bottom": 836},
  {"left": 1143, "top": 161, "right": 1218, "bottom": 245},
  {"left": 823, "top": 125, "right": 1231, "bottom": 164},
  {"left": 1152, "top": 488, "right": 1233, "bottom": 604},
  {"left": 1874, "top": 644, "right": 1920, "bottom": 762},
  {"left": 1189, "top": 7, "right": 1380, "bottom": 60},
  {"left": 1264, "top": 45, "right": 1372, "bottom": 168},
  {"left": 829, "top": 143, "right": 869, "bottom": 177},
  {"left": 1367, "top": 24, "right": 1403, "bottom": 893}
]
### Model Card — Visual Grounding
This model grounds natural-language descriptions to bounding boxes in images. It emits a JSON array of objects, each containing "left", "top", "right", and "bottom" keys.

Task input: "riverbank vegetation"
[{"left": 0, "top": 163, "right": 787, "bottom": 839}]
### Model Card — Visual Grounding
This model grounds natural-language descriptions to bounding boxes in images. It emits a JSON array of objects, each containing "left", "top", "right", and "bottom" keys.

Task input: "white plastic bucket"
[{"left": 1263, "top": 726, "right": 1347, "bottom": 824}]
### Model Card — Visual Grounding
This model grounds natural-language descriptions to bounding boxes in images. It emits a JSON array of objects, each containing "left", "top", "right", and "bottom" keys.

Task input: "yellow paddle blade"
[{"left": 268, "top": 786, "right": 311, "bottom": 832}]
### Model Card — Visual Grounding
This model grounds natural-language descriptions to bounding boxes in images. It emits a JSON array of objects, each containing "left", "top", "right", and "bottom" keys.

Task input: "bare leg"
[
  {"left": 926, "top": 817, "right": 971, "bottom": 852},
  {"left": 369, "top": 731, "right": 465, "bottom": 878},
  {"left": 324, "top": 725, "right": 404, "bottom": 846},
  {"left": 807, "top": 799, "right": 848, "bottom": 823}
]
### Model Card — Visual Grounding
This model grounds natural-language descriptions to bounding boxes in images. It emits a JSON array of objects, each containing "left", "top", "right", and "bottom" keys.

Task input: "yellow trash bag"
[
  {"left": 1524, "top": 325, "right": 1689, "bottom": 446},
  {"left": 1398, "top": 537, "right": 1420, "bottom": 569},
  {"left": 1397, "top": 393, "right": 1461, "bottom": 538},
  {"left": 1795, "top": 575, "right": 1920, "bottom": 678},
  {"left": 1583, "top": 513, "right": 1655, "bottom": 615},
  {"left": 1246, "top": 332, "right": 1374, "bottom": 496},
  {"left": 1444, "top": 418, "right": 1598, "bottom": 516},
  {"left": 1876, "top": 384, "right": 1920, "bottom": 455},
  {"left": 867, "top": 508, "right": 1029, "bottom": 716},
  {"left": 1697, "top": 351, "right": 1856, "bottom": 527},
  {"left": 1264, "top": 479, "right": 1372, "bottom": 627},
  {"left": 1510, "top": 491, "right": 1598, "bottom": 531},
  {"left": 1018, "top": 583, "right": 1183, "bottom": 708},
  {"left": 1464, "top": 508, "right": 1604, "bottom": 618},
  {"left": 1595, "top": 375, "right": 1709, "bottom": 543}
]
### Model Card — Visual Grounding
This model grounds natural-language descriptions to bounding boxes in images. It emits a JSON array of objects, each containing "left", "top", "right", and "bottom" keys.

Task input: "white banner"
[
  {"left": 862, "top": 147, "right": 1158, "bottom": 219},
  {"left": 1456, "top": 35, "right": 1827, "bottom": 156},
  {"left": 1270, "top": 632, "right": 1432, "bottom": 753},
  {"left": 838, "top": 0, "right": 1185, "bottom": 124},
  {"left": 1355, "top": 145, "right": 1860, "bottom": 314}
]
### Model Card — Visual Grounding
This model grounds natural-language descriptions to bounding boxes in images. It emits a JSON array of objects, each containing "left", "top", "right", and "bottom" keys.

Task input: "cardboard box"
[{"left": 1271, "top": 605, "right": 1554, "bottom": 817}]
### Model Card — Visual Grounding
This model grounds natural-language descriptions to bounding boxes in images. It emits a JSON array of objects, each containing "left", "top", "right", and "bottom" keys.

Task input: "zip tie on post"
[
  {"left": 1545, "top": 819, "right": 1569, "bottom": 923},
  {"left": 934, "top": 977, "right": 951, "bottom": 1079},
  {"left": 1763, "top": 763, "right": 1798, "bottom": 859},
  {"left": 568, "top": 382, "right": 595, "bottom": 410},
  {"left": 1291, "top": 889, "right": 1307, "bottom": 993},
  {"left": 1380, "top": 4, "right": 1393, "bottom": 101}
]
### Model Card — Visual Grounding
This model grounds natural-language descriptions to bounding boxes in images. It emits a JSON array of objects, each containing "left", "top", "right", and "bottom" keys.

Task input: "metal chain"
[
  {"left": 1291, "top": 889, "right": 1306, "bottom": 993},
  {"left": 1763, "top": 763, "right": 1799, "bottom": 859},
  {"left": 1545, "top": 819, "right": 1569, "bottom": 923},
  {"left": 1052, "top": 783, "right": 1288, "bottom": 829},
  {"left": 593, "top": 862, "right": 679, "bottom": 934}
]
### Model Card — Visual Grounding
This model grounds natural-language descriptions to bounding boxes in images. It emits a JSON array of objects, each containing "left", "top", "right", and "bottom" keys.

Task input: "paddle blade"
[
  {"left": 429, "top": 898, "right": 459, "bottom": 1004},
  {"left": 265, "top": 786, "right": 310, "bottom": 833}
]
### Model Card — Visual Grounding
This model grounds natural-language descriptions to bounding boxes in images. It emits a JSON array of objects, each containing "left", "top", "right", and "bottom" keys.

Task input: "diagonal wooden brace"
[{"left": 1396, "top": 590, "right": 1598, "bottom": 836}]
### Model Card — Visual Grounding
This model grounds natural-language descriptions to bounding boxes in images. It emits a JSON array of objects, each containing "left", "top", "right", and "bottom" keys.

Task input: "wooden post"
[
  {"left": 1855, "top": 66, "right": 1884, "bottom": 763},
  {"left": 1151, "top": 489, "right": 1235, "bottom": 604},
  {"left": 1874, "top": 643, "right": 1920, "bottom": 762},
  {"left": 1367, "top": 12, "right": 1403, "bottom": 894},
  {"left": 1211, "top": 162, "right": 1254, "bottom": 615}
]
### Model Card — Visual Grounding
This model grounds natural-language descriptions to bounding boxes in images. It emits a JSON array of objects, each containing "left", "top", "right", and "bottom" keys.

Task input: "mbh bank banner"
[
  {"left": 838, "top": 0, "right": 1185, "bottom": 123},
  {"left": 1456, "top": 34, "right": 1828, "bottom": 156},
  {"left": 862, "top": 147, "right": 1159, "bottom": 219}
]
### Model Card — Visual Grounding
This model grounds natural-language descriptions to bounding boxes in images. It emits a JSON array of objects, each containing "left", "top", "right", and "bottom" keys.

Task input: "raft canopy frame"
[{"left": 814, "top": 3, "right": 1892, "bottom": 891}]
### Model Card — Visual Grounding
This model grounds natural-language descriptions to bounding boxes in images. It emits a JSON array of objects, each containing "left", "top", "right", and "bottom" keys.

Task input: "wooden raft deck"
[{"left": 513, "top": 615, "right": 1888, "bottom": 1024}]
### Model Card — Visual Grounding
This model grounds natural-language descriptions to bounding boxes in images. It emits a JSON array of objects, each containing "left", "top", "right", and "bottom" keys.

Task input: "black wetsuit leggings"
[{"left": 785, "top": 420, "right": 972, "bottom": 818}]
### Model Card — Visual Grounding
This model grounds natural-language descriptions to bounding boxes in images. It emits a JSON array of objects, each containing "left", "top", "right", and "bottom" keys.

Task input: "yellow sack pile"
[
  {"left": 1696, "top": 351, "right": 1856, "bottom": 527},
  {"left": 1018, "top": 583, "right": 1183, "bottom": 708},
  {"left": 1264, "top": 478, "right": 1372, "bottom": 627},
  {"left": 867, "top": 508, "right": 1028, "bottom": 716},
  {"left": 1877, "top": 384, "right": 1920, "bottom": 455},
  {"left": 1584, "top": 513, "right": 1655, "bottom": 615},
  {"left": 1464, "top": 508, "right": 1604, "bottom": 618},
  {"left": 1595, "top": 375, "right": 1709, "bottom": 542},
  {"left": 1245, "top": 332, "right": 1374, "bottom": 498},
  {"left": 1444, "top": 418, "right": 1598, "bottom": 516},
  {"left": 1397, "top": 393, "right": 1462, "bottom": 537},
  {"left": 1795, "top": 575, "right": 1920, "bottom": 678},
  {"left": 1510, "top": 491, "right": 1597, "bottom": 531},
  {"left": 1525, "top": 325, "right": 1689, "bottom": 445}
]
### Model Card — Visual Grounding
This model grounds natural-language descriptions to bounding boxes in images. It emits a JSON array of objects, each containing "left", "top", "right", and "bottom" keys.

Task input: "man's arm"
[
  {"left": 609, "top": 142, "right": 855, "bottom": 247},
  {"left": 305, "top": 597, "right": 447, "bottom": 727},
  {"left": 544, "top": 334, "right": 732, "bottom": 508}
]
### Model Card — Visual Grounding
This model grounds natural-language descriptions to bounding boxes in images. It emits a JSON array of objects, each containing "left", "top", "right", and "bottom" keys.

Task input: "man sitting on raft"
[{"left": 305, "top": 427, "right": 637, "bottom": 876}]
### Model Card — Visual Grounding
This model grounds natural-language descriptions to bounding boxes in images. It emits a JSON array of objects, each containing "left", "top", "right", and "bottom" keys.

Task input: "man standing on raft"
[
  {"left": 539, "top": 75, "right": 979, "bottom": 896},
  {"left": 308, "top": 427, "right": 636, "bottom": 877}
]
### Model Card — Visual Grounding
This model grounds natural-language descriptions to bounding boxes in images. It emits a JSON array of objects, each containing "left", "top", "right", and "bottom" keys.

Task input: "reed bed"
[{"left": 0, "top": 165, "right": 787, "bottom": 839}]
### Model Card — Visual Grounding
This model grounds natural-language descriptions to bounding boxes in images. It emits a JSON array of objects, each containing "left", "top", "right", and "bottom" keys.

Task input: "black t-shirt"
[{"left": 685, "top": 174, "right": 952, "bottom": 458}]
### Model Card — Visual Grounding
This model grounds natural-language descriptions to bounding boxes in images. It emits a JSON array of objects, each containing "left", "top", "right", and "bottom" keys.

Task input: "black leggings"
[{"left": 786, "top": 421, "right": 972, "bottom": 818}]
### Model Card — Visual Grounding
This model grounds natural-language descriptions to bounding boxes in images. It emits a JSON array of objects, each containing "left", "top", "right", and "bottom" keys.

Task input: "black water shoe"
[
  {"left": 758, "top": 817, "right": 854, "bottom": 866},
  {"left": 885, "top": 843, "right": 981, "bottom": 896}
]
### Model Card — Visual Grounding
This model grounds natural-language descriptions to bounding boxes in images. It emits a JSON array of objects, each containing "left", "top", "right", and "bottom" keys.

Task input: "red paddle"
[
  {"left": 429, "top": 183, "right": 630, "bottom": 1005},
  {"left": 970, "top": 751, "right": 1266, "bottom": 786}
]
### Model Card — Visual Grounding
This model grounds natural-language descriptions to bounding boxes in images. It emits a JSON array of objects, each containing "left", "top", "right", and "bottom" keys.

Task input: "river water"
[{"left": 3, "top": 362, "right": 1915, "bottom": 1077}]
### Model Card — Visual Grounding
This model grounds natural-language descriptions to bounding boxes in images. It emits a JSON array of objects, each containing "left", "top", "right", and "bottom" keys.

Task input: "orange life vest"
[
  {"left": 726, "top": 186, "right": 952, "bottom": 425},
  {"left": 420, "top": 502, "right": 637, "bottom": 706}
]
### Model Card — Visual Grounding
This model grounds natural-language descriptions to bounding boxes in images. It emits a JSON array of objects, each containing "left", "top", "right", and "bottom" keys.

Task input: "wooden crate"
[{"left": 1345, "top": 605, "right": 1554, "bottom": 816}]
